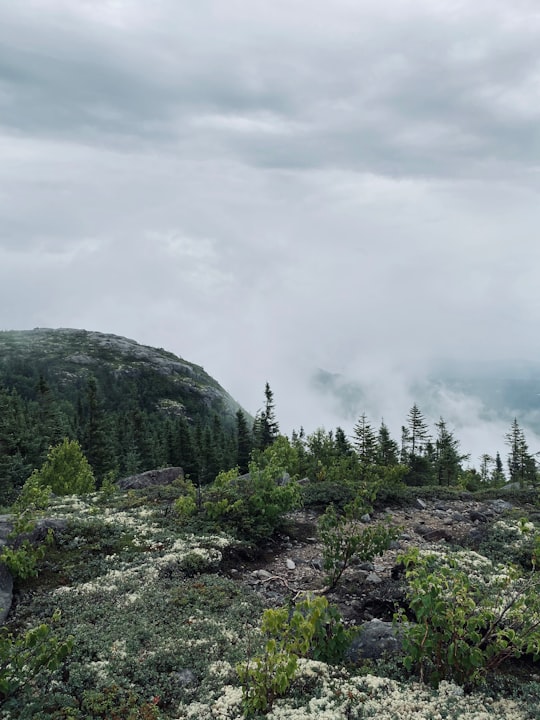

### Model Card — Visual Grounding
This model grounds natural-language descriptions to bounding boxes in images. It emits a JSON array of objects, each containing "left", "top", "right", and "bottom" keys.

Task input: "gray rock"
[
  {"left": 452, "top": 512, "right": 466, "bottom": 522},
  {"left": 286, "top": 558, "right": 296, "bottom": 570},
  {"left": 489, "top": 499, "right": 513, "bottom": 513},
  {"left": 415, "top": 498, "right": 428, "bottom": 510},
  {"left": 253, "top": 569, "right": 273, "bottom": 580},
  {"left": 0, "top": 564, "right": 13, "bottom": 624},
  {"left": 14, "top": 518, "right": 68, "bottom": 548},
  {"left": 366, "top": 572, "right": 383, "bottom": 584},
  {"left": 117, "top": 467, "right": 184, "bottom": 490},
  {"left": 356, "top": 561, "right": 375, "bottom": 571},
  {"left": 310, "top": 558, "right": 323, "bottom": 571},
  {"left": 469, "top": 510, "right": 488, "bottom": 523},
  {"left": 347, "top": 619, "right": 405, "bottom": 661},
  {"left": 360, "top": 513, "right": 371, "bottom": 523}
]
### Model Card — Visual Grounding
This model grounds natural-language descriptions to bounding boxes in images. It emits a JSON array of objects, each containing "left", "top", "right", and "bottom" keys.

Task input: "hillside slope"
[{"left": 0, "top": 328, "right": 250, "bottom": 499}]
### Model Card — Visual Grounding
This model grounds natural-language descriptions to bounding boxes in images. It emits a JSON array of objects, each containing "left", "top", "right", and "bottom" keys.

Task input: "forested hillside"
[{"left": 0, "top": 328, "right": 254, "bottom": 503}]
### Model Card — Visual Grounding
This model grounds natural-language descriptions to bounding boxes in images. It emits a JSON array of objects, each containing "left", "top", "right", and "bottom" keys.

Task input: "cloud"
[{"left": 1, "top": 0, "right": 540, "bottom": 462}]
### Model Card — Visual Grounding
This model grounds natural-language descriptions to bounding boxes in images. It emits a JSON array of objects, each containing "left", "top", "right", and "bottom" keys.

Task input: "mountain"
[
  {"left": 0, "top": 328, "right": 250, "bottom": 501},
  {"left": 0, "top": 328, "right": 243, "bottom": 422}
]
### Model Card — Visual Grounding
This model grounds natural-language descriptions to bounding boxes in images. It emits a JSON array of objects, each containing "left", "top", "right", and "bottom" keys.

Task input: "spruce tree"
[
  {"left": 236, "top": 409, "right": 252, "bottom": 474},
  {"left": 353, "top": 413, "right": 377, "bottom": 465},
  {"left": 505, "top": 419, "right": 536, "bottom": 487},
  {"left": 434, "top": 417, "right": 467, "bottom": 486},
  {"left": 377, "top": 421, "right": 399, "bottom": 466},
  {"left": 253, "top": 382, "right": 279, "bottom": 451}
]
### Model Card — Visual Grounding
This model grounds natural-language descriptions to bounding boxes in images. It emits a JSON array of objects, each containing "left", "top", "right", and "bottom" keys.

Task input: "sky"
[{"left": 2, "top": 0, "right": 540, "bottom": 462}]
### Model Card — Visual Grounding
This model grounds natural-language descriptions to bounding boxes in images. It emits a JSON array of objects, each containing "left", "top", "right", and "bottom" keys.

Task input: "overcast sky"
[{"left": 2, "top": 0, "right": 540, "bottom": 461}]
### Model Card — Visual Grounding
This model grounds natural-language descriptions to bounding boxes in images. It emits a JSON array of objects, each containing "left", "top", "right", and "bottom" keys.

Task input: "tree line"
[{"left": 0, "top": 372, "right": 536, "bottom": 506}]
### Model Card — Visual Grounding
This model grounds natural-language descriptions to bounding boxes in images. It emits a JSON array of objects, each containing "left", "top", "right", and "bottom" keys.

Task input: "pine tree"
[
  {"left": 492, "top": 451, "right": 506, "bottom": 485},
  {"left": 377, "top": 421, "right": 399, "bottom": 466},
  {"left": 334, "top": 427, "right": 353, "bottom": 457},
  {"left": 253, "top": 382, "right": 279, "bottom": 451},
  {"left": 353, "top": 413, "right": 378, "bottom": 465},
  {"left": 505, "top": 419, "right": 536, "bottom": 487},
  {"left": 402, "top": 405, "right": 433, "bottom": 485},
  {"left": 406, "top": 404, "right": 430, "bottom": 461},
  {"left": 434, "top": 417, "right": 467, "bottom": 486},
  {"left": 236, "top": 409, "right": 252, "bottom": 474},
  {"left": 82, "top": 377, "right": 117, "bottom": 482}
]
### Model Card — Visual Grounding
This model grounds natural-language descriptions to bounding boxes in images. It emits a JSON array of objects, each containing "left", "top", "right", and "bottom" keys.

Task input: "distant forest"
[{"left": 0, "top": 359, "right": 536, "bottom": 506}]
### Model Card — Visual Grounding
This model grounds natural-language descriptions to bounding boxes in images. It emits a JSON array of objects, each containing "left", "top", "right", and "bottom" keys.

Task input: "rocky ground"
[{"left": 229, "top": 496, "right": 535, "bottom": 624}]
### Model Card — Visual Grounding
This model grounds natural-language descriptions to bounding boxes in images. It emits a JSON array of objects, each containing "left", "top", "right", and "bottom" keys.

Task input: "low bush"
[
  {"left": 318, "top": 499, "right": 400, "bottom": 590},
  {"left": 0, "top": 611, "right": 73, "bottom": 703},
  {"left": 396, "top": 548, "right": 540, "bottom": 687},
  {"left": 238, "top": 594, "right": 352, "bottom": 715}
]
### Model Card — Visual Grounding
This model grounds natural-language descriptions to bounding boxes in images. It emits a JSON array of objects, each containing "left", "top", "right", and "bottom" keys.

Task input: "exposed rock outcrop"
[{"left": 117, "top": 467, "right": 184, "bottom": 491}]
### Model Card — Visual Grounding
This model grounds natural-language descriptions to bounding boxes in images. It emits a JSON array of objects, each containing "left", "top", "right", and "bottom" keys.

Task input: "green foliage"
[
  {"left": 396, "top": 548, "right": 540, "bottom": 687},
  {"left": 0, "top": 611, "right": 73, "bottom": 701},
  {"left": 238, "top": 595, "right": 351, "bottom": 715},
  {"left": 203, "top": 440, "right": 301, "bottom": 541},
  {"left": 301, "top": 479, "right": 357, "bottom": 510},
  {"left": 99, "top": 470, "right": 118, "bottom": 498},
  {"left": 0, "top": 533, "right": 51, "bottom": 580},
  {"left": 78, "top": 685, "right": 161, "bottom": 719},
  {"left": 318, "top": 497, "right": 400, "bottom": 590},
  {"left": 13, "top": 471, "right": 51, "bottom": 511},
  {"left": 173, "top": 479, "right": 197, "bottom": 520},
  {"left": 32, "top": 438, "right": 96, "bottom": 495}
]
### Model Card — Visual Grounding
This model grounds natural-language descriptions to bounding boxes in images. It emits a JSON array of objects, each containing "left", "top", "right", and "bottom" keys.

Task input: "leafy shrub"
[
  {"left": 238, "top": 595, "right": 351, "bottom": 715},
  {"left": 78, "top": 685, "right": 161, "bottom": 720},
  {"left": 0, "top": 533, "right": 52, "bottom": 580},
  {"left": 203, "top": 450, "right": 301, "bottom": 542},
  {"left": 30, "top": 439, "right": 95, "bottom": 496},
  {"left": 396, "top": 548, "right": 540, "bottom": 687},
  {"left": 0, "top": 611, "right": 73, "bottom": 701},
  {"left": 301, "top": 480, "right": 357, "bottom": 510},
  {"left": 13, "top": 472, "right": 51, "bottom": 511},
  {"left": 173, "top": 479, "right": 197, "bottom": 520},
  {"left": 318, "top": 499, "right": 400, "bottom": 590}
]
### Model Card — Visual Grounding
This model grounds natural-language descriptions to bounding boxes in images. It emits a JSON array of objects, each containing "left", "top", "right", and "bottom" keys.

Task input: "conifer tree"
[
  {"left": 377, "top": 421, "right": 399, "bottom": 466},
  {"left": 253, "top": 382, "right": 279, "bottom": 451},
  {"left": 353, "top": 413, "right": 378, "bottom": 465},
  {"left": 434, "top": 417, "right": 467, "bottom": 486},
  {"left": 492, "top": 451, "right": 506, "bottom": 485},
  {"left": 505, "top": 418, "right": 536, "bottom": 487},
  {"left": 334, "top": 426, "right": 353, "bottom": 457},
  {"left": 236, "top": 409, "right": 252, "bottom": 474}
]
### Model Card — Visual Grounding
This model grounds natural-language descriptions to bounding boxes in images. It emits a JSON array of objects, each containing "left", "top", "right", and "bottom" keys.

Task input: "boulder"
[
  {"left": 117, "top": 467, "right": 184, "bottom": 491},
  {"left": 347, "top": 619, "right": 405, "bottom": 661},
  {"left": 14, "top": 518, "right": 68, "bottom": 548}
]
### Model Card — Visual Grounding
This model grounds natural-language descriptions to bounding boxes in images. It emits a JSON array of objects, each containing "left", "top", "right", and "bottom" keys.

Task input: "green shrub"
[
  {"left": 238, "top": 595, "right": 351, "bottom": 715},
  {"left": 203, "top": 453, "right": 301, "bottom": 542},
  {"left": 301, "top": 480, "right": 357, "bottom": 510},
  {"left": 318, "top": 500, "right": 399, "bottom": 590},
  {"left": 30, "top": 439, "right": 95, "bottom": 496},
  {"left": 0, "top": 611, "right": 73, "bottom": 701},
  {"left": 173, "top": 479, "right": 197, "bottom": 520},
  {"left": 0, "top": 533, "right": 52, "bottom": 581},
  {"left": 396, "top": 548, "right": 540, "bottom": 687},
  {"left": 13, "top": 472, "right": 51, "bottom": 511}
]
